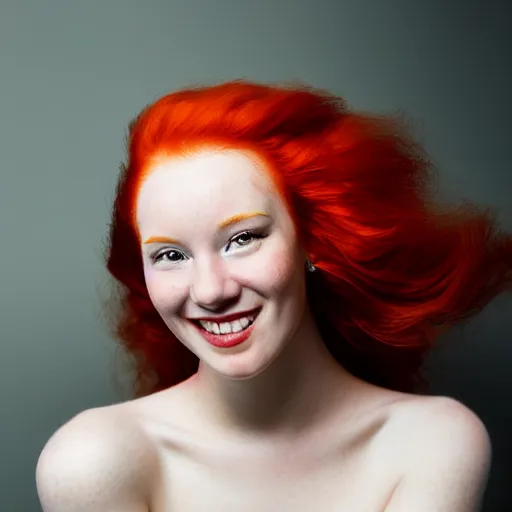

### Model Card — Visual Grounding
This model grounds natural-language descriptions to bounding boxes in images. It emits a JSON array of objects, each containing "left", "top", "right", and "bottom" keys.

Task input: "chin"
[{"left": 202, "top": 340, "right": 286, "bottom": 381}]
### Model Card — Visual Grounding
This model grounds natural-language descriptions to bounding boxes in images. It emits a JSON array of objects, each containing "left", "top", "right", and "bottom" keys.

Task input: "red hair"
[{"left": 105, "top": 80, "right": 512, "bottom": 397}]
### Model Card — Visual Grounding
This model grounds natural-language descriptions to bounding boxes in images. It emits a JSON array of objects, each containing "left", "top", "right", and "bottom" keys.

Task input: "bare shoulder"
[
  {"left": 389, "top": 393, "right": 491, "bottom": 451},
  {"left": 36, "top": 404, "right": 159, "bottom": 512},
  {"left": 383, "top": 394, "right": 492, "bottom": 511}
]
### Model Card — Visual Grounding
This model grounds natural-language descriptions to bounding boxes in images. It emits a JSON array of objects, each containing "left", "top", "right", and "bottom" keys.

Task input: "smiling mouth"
[
  {"left": 189, "top": 308, "right": 261, "bottom": 335},
  {"left": 188, "top": 308, "right": 262, "bottom": 349}
]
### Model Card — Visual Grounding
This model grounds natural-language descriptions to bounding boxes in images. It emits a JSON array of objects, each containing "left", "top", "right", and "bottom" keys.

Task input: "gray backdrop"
[{"left": 1, "top": 0, "right": 510, "bottom": 510}]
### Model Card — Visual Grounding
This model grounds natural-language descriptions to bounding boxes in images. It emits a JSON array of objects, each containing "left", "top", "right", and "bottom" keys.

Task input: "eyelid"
[
  {"left": 231, "top": 228, "right": 265, "bottom": 241},
  {"left": 231, "top": 229, "right": 256, "bottom": 240}
]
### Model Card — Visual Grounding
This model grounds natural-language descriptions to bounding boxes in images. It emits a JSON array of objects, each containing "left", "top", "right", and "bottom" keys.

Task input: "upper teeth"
[{"left": 199, "top": 315, "right": 255, "bottom": 334}]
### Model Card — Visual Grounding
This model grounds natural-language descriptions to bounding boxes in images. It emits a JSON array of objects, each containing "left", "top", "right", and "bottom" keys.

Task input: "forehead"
[{"left": 135, "top": 149, "right": 285, "bottom": 234}]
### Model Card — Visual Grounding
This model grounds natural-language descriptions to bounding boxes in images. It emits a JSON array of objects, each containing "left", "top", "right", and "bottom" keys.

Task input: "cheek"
[
  {"left": 144, "top": 269, "right": 188, "bottom": 313},
  {"left": 251, "top": 245, "right": 303, "bottom": 296}
]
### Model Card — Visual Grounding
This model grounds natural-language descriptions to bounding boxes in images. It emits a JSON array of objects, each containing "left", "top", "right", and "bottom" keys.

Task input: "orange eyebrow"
[
  {"left": 143, "top": 212, "right": 270, "bottom": 245},
  {"left": 143, "top": 236, "right": 180, "bottom": 245},
  {"left": 218, "top": 211, "right": 270, "bottom": 229}
]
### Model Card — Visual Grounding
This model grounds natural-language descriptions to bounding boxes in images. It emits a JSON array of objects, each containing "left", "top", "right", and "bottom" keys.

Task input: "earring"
[{"left": 306, "top": 259, "right": 317, "bottom": 273}]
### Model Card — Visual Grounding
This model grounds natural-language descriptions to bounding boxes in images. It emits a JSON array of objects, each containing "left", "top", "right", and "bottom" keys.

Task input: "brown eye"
[
  {"left": 233, "top": 232, "right": 254, "bottom": 246},
  {"left": 225, "top": 231, "right": 265, "bottom": 252},
  {"left": 153, "top": 249, "right": 185, "bottom": 263}
]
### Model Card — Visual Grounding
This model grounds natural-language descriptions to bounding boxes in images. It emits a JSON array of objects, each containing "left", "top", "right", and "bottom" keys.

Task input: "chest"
[{"left": 149, "top": 427, "right": 401, "bottom": 511}]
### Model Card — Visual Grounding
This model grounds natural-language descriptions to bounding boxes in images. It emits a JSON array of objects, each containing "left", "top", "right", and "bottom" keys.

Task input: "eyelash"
[{"left": 150, "top": 230, "right": 266, "bottom": 264}]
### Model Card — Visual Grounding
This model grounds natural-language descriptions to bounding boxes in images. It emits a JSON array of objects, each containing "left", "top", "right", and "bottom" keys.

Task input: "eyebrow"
[
  {"left": 217, "top": 211, "right": 270, "bottom": 229},
  {"left": 142, "top": 211, "right": 270, "bottom": 245}
]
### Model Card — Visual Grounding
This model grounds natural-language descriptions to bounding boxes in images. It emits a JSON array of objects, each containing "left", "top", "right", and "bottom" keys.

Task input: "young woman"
[{"left": 36, "top": 81, "right": 511, "bottom": 511}]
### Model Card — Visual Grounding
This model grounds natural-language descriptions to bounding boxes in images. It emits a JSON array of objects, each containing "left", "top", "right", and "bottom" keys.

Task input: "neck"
[{"left": 190, "top": 307, "right": 358, "bottom": 439}]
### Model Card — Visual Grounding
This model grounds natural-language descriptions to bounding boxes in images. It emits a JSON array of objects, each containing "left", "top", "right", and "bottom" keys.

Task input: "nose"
[{"left": 189, "top": 257, "right": 241, "bottom": 311}]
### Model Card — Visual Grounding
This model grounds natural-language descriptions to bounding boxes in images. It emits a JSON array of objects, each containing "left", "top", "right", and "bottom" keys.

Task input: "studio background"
[{"left": 1, "top": 1, "right": 510, "bottom": 510}]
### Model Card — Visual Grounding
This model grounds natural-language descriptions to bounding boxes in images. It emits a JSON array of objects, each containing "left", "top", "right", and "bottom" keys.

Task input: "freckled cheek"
[
  {"left": 248, "top": 246, "right": 301, "bottom": 294},
  {"left": 144, "top": 270, "right": 188, "bottom": 313}
]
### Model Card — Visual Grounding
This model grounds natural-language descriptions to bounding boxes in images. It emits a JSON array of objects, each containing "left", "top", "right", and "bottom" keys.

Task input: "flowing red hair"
[{"left": 104, "top": 80, "right": 512, "bottom": 397}]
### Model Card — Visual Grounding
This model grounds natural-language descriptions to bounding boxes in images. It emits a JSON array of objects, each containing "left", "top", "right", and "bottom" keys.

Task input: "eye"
[
  {"left": 225, "top": 230, "right": 264, "bottom": 252},
  {"left": 151, "top": 249, "right": 186, "bottom": 264}
]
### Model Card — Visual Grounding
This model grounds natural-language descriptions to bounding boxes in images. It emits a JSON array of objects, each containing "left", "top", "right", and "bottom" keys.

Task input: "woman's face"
[{"left": 135, "top": 149, "right": 308, "bottom": 379}]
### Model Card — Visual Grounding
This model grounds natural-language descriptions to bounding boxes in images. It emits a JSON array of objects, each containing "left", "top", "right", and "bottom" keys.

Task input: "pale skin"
[{"left": 36, "top": 149, "right": 492, "bottom": 511}]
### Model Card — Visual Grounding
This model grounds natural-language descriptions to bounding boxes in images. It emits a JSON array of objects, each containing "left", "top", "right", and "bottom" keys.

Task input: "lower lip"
[{"left": 191, "top": 317, "right": 258, "bottom": 348}]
